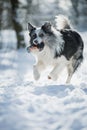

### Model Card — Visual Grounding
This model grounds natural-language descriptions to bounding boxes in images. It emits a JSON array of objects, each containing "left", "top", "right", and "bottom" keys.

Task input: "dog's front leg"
[
  {"left": 48, "top": 63, "right": 65, "bottom": 81},
  {"left": 33, "top": 65, "right": 40, "bottom": 80},
  {"left": 33, "top": 61, "right": 45, "bottom": 80},
  {"left": 48, "top": 64, "right": 59, "bottom": 81}
]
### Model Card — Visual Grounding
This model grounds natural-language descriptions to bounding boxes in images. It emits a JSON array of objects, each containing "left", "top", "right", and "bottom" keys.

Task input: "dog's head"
[{"left": 27, "top": 22, "right": 53, "bottom": 53}]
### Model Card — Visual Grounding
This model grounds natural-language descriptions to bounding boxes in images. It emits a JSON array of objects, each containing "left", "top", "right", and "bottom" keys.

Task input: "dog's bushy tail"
[{"left": 55, "top": 15, "right": 71, "bottom": 30}]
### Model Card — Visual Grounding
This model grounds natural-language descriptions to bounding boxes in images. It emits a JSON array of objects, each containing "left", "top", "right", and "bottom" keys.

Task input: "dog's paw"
[
  {"left": 48, "top": 76, "right": 51, "bottom": 79},
  {"left": 66, "top": 79, "right": 70, "bottom": 84},
  {"left": 48, "top": 73, "right": 57, "bottom": 81}
]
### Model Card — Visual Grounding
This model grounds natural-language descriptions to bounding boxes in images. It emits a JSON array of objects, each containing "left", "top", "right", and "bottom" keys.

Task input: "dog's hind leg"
[
  {"left": 66, "top": 54, "right": 83, "bottom": 84},
  {"left": 66, "top": 64, "right": 74, "bottom": 84}
]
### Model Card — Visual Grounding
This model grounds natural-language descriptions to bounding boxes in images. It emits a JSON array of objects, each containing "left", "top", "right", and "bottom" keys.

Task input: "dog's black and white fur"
[{"left": 27, "top": 15, "right": 84, "bottom": 83}]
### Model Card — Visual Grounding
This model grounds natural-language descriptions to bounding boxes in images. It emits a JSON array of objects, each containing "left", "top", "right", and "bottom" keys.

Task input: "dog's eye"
[
  {"left": 32, "top": 34, "right": 36, "bottom": 39},
  {"left": 39, "top": 33, "right": 44, "bottom": 37}
]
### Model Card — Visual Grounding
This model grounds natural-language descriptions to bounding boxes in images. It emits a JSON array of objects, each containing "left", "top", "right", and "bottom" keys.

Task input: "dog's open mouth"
[
  {"left": 27, "top": 44, "right": 38, "bottom": 53},
  {"left": 30, "top": 44, "right": 38, "bottom": 50},
  {"left": 27, "top": 42, "right": 44, "bottom": 53}
]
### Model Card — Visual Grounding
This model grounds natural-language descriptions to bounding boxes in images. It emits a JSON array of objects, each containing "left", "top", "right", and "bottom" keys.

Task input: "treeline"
[{"left": 0, "top": 0, "right": 87, "bottom": 49}]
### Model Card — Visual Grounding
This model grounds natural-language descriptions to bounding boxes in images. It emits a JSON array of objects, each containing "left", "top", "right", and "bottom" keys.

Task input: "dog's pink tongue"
[
  {"left": 27, "top": 45, "right": 38, "bottom": 53},
  {"left": 30, "top": 46, "right": 38, "bottom": 50}
]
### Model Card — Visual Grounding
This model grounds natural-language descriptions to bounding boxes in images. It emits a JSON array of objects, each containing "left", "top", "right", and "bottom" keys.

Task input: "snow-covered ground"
[{"left": 0, "top": 31, "right": 87, "bottom": 130}]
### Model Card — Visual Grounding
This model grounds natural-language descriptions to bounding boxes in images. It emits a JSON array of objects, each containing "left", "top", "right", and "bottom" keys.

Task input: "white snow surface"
[{"left": 0, "top": 31, "right": 87, "bottom": 130}]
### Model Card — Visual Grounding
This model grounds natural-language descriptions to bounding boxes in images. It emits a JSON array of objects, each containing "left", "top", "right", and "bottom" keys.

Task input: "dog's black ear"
[
  {"left": 42, "top": 22, "right": 51, "bottom": 33},
  {"left": 28, "top": 23, "right": 36, "bottom": 32}
]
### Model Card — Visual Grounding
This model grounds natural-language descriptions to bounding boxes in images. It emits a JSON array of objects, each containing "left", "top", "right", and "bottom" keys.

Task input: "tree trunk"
[
  {"left": 0, "top": 0, "right": 3, "bottom": 48},
  {"left": 10, "top": 0, "right": 26, "bottom": 49},
  {"left": 71, "top": 0, "right": 79, "bottom": 24}
]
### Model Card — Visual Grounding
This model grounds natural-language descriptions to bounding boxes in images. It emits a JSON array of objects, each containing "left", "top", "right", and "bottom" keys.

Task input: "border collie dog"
[{"left": 27, "top": 15, "right": 84, "bottom": 83}]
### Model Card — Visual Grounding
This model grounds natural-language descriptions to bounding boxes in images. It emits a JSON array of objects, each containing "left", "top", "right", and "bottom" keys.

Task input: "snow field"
[{"left": 0, "top": 31, "right": 87, "bottom": 130}]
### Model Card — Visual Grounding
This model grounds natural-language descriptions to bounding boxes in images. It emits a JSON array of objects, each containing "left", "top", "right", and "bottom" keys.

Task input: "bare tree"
[
  {"left": 71, "top": 0, "right": 87, "bottom": 26},
  {"left": 0, "top": 1, "right": 3, "bottom": 29},
  {"left": 10, "top": 0, "right": 27, "bottom": 49},
  {"left": 71, "top": 0, "right": 79, "bottom": 17},
  {"left": 0, "top": 1, "right": 3, "bottom": 48}
]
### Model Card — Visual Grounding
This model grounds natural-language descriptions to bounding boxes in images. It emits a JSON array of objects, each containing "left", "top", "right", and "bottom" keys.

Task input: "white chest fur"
[{"left": 35, "top": 46, "right": 68, "bottom": 66}]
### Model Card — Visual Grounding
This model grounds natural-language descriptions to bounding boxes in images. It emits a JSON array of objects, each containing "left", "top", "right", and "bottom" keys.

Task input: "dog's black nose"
[{"left": 33, "top": 40, "right": 38, "bottom": 44}]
